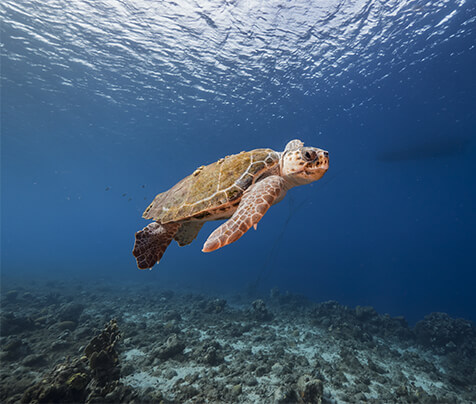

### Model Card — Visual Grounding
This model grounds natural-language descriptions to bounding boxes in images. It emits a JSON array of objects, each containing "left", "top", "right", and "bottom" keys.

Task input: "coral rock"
[
  {"left": 297, "top": 375, "right": 324, "bottom": 404},
  {"left": 251, "top": 299, "right": 273, "bottom": 321},
  {"left": 157, "top": 333, "right": 185, "bottom": 360},
  {"left": 58, "top": 303, "right": 85, "bottom": 322}
]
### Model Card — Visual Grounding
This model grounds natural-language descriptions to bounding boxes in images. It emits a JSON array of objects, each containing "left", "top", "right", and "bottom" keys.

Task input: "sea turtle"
[{"left": 133, "top": 139, "right": 329, "bottom": 269}]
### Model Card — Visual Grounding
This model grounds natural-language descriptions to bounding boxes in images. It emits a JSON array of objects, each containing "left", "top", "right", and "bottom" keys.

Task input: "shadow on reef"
[{"left": 20, "top": 320, "right": 136, "bottom": 403}]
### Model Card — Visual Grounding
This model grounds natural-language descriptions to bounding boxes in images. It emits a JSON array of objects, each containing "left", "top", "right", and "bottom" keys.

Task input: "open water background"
[{"left": 2, "top": 0, "right": 476, "bottom": 323}]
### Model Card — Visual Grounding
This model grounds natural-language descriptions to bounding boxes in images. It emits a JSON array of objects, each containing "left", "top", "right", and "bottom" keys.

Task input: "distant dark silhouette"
[{"left": 377, "top": 136, "right": 471, "bottom": 162}]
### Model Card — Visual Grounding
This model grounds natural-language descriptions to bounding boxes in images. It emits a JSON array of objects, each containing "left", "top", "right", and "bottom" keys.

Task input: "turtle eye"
[{"left": 303, "top": 150, "right": 317, "bottom": 161}]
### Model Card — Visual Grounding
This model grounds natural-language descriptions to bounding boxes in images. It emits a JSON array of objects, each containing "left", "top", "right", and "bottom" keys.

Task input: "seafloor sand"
[{"left": 1, "top": 278, "right": 475, "bottom": 403}]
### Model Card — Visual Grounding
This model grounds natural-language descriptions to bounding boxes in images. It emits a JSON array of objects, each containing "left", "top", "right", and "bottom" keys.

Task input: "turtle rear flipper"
[
  {"left": 175, "top": 222, "right": 204, "bottom": 247},
  {"left": 133, "top": 222, "right": 180, "bottom": 269}
]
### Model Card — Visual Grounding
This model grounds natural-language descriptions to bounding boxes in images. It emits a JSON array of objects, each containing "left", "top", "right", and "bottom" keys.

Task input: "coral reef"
[
  {"left": 20, "top": 320, "right": 134, "bottom": 404},
  {"left": 1, "top": 279, "right": 475, "bottom": 403},
  {"left": 414, "top": 312, "right": 476, "bottom": 355},
  {"left": 85, "top": 319, "right": 121, "bottom": 383}
]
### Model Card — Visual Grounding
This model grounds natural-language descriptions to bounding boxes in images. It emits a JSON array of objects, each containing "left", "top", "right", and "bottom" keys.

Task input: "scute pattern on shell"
[{"left": 143, "top": 148, "right": 279, "bottom": 223}]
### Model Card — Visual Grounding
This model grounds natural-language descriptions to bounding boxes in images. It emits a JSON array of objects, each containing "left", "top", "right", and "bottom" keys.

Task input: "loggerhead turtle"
[{"left": 133, "top": 139, "right": 329, "bottom": 269}]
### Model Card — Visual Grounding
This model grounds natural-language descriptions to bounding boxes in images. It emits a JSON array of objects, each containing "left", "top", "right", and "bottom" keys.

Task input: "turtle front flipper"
[
  {"left": 202, "top": 175, "right": 286, "bottom": 253},
  {"left": 133, "top": 222, "right": 180, "bottom": 269}
]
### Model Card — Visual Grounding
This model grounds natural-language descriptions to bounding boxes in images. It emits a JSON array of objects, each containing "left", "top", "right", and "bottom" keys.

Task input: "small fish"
[{"left": 105, "top": 186, "right": 111, "bottom": 191}]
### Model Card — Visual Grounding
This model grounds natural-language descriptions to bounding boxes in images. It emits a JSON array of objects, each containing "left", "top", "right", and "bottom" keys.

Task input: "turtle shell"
[{"left": 143, "top": 148, "right": 280, "bottom": 223}]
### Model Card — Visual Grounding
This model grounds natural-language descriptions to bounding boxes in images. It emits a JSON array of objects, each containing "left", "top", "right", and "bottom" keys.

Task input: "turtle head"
[{"left": 281, "top": 139, "right": 329, "bottom": 187}]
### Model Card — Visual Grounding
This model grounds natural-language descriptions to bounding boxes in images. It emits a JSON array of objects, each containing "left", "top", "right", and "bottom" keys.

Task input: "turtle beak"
[{"left": 319, "top": 150, "right": 329, "bottom": 169}]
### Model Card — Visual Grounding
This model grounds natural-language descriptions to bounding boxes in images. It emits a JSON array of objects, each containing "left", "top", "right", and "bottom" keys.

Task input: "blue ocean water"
[{"left": 1, "top": 0, "right": 475, "bottom": 326}]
